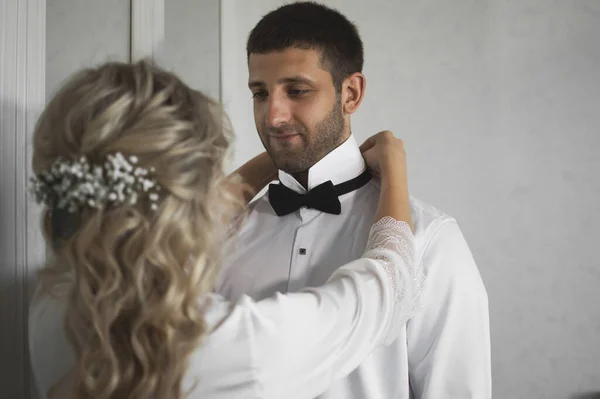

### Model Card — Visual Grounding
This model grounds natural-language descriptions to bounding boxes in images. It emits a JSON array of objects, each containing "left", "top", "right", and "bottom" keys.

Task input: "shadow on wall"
[
  {"left": 572, "top": 393, "right": 600, "bottom": 399},
  {"left": 0, "top": 98, "right": 40, "bottom": 399}
]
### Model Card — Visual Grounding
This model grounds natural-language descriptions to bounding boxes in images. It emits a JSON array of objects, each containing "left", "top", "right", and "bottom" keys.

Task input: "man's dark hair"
[{"left": 246, "top": 1, "right": 364, "bottom": 92}]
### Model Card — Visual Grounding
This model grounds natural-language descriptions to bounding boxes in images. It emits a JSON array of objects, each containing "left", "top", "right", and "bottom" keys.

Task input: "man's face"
[{"left": 248, "top": 48, "right": 347, "bottom": 173}]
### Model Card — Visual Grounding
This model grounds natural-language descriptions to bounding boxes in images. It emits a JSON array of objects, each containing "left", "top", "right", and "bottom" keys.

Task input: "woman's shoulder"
[{"left": 28, "top": 285, "right": 76, "bottom": 398}]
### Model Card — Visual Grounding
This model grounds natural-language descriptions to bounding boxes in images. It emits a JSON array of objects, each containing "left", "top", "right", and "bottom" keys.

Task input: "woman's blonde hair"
[{"left": 33, "top": 60, "right": 243, "bottom": 398}]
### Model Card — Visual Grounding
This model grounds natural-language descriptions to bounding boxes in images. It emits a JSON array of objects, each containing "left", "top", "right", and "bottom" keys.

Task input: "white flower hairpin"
[{"left": 30, "top": 152, "right": 161, "bottom": 212}]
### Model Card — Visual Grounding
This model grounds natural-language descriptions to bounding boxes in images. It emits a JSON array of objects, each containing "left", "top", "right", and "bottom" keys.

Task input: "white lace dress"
[{"left": 29, "top": 217, "right": 425, "bottom": 399}]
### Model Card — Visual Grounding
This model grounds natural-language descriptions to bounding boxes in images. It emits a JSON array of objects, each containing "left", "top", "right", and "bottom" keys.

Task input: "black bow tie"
[{"left": 268, "top": 169, "right": 372, "bottom": 216}]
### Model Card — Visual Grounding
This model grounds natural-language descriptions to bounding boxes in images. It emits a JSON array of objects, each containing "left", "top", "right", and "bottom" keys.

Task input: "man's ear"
[{"left": 341, "top": 72, "right": 366, "bottom": 115}]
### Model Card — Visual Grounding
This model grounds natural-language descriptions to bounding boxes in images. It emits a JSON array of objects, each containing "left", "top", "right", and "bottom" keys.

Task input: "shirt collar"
[{"left": 278, "top": 134, "right": 367, "bottom": 193}]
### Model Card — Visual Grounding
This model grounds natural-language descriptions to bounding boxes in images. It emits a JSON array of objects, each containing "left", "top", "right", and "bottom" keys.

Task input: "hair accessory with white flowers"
[{"left": 30, "top": 152, "right": 161, "bottom": 213}]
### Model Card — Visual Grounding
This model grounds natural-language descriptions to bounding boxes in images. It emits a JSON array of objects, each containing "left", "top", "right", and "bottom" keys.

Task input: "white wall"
[
  {"left": 220, "top": 1, "right": 600, "bottom": 398},
  {"left": 46, "top": 0, "right": 131, "bottom": 100},
  {"left": 46, "top": 0, "right": 222, "bottom": 101},
  {"left": 161, "top": 0, "right": 221, "bottom": 99}
]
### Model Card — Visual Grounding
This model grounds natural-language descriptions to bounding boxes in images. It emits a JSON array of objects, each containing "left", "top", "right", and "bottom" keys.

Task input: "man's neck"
[
  {"left": 278, "top": 134, "right": 366, "bottom": 193},
  {"left": 289, "top": 133, "right": 352, "bottom": 189},
  {"left": 291, "top": 171, "right": 309, "bottom": 189}
]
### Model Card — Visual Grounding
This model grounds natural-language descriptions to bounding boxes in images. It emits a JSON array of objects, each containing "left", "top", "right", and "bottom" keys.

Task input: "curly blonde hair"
[{"left": 32, "top": 60, "right": 244, "bottom": 398}]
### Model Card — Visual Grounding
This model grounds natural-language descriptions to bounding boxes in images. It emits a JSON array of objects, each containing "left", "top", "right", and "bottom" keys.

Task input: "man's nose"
[{"left": 266, "top": 96, "right": 291, "bottom": 127}]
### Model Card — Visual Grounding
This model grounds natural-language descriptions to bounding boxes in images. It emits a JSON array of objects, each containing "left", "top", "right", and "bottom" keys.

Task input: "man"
[{"left": 216, "top": 2, "right": 491, "bottom": 398}]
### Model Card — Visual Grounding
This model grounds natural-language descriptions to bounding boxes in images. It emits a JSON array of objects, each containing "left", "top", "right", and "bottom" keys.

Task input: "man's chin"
[
  {"left": 268, "top": 134, "right": 303, "bottom": 150},
  {"left": 269, "top": 147, "right": 301, "bottom": 161},
  {"left": 274, "top": 157, "right": 316, "bottom": 175}
]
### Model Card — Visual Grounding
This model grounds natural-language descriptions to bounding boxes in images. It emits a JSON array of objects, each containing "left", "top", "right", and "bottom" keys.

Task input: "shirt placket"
[{"left": 287, "top": 208, "right": 320, "bottom": 292}]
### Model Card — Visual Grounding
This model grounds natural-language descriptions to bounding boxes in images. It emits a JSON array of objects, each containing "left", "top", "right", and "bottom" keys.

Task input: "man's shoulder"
[
  {"left": 409, "top": 196, "right": 457, "bottom": 239},
  {"left": 364, "top": 179, "right": 456, "bottom": 233},
  {"left": 247, "top": 191, "right": 275, "bottom": 216},
  {"left": 409, "top": 197, "right": 483, "bottom": 291}
]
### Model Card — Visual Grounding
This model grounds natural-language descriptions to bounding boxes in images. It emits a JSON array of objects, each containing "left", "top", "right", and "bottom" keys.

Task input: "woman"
[{"left": 28, "top": 60, "right": 423, "bottom": 399}]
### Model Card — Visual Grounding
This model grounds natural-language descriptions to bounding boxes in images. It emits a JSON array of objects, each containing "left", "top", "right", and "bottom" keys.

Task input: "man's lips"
[{"left": 270, "top": 133, "right": 299, "bottom": 140}]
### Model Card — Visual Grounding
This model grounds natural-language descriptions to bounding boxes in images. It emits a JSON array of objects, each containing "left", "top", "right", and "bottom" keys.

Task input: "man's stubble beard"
[{"left": 262, "top": 99, "right": 346, "bottom": 174}]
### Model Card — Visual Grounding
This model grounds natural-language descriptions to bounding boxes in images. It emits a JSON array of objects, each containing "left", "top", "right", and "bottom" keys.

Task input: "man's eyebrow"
[
  {"left": 248, "top": 76, "right": 315, "bottom": 89},
  {"left": 248, "top": 80, "right": 264, "bottom": 89},
  {"left": 279, "top": 76, "right": 315, "bottom": 85}
]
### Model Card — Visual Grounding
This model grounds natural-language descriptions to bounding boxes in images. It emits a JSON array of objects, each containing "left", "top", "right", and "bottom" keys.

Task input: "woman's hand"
[
  {"left": 360, "top": 131, "right": 413, "bottom": 231},
  {"left": 228, "top": 152, "right": 278, "bottom": 205},
  {"left": 359, "top": 130, "right": 407, "bottom": 186}
]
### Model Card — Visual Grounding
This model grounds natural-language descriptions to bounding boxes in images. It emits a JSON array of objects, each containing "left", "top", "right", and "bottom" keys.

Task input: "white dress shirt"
[
  {"left": 216, "top": 134, "right": 492, "bottom": 399},
  {"left": 29, "top": 215, "right": 421, "bottom": 399}
]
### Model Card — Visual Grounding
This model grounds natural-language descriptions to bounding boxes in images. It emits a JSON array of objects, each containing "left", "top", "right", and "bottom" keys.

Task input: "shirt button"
[{"left": 299, "top": 248, "right": 307, "bottom": 255}]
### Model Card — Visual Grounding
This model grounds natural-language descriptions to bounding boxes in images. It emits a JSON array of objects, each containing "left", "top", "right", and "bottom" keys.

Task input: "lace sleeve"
[{"left": 363, "top": 217, "right": 426, "bottom": 344}]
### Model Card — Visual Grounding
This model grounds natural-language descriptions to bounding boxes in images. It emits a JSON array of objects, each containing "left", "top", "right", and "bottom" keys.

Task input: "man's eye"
[
  {"left": 289, "top": 89, "right": 309, "bottom": 97},
  {"left": 252, "top": 91, "right": 267, "bottom": 100}
]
